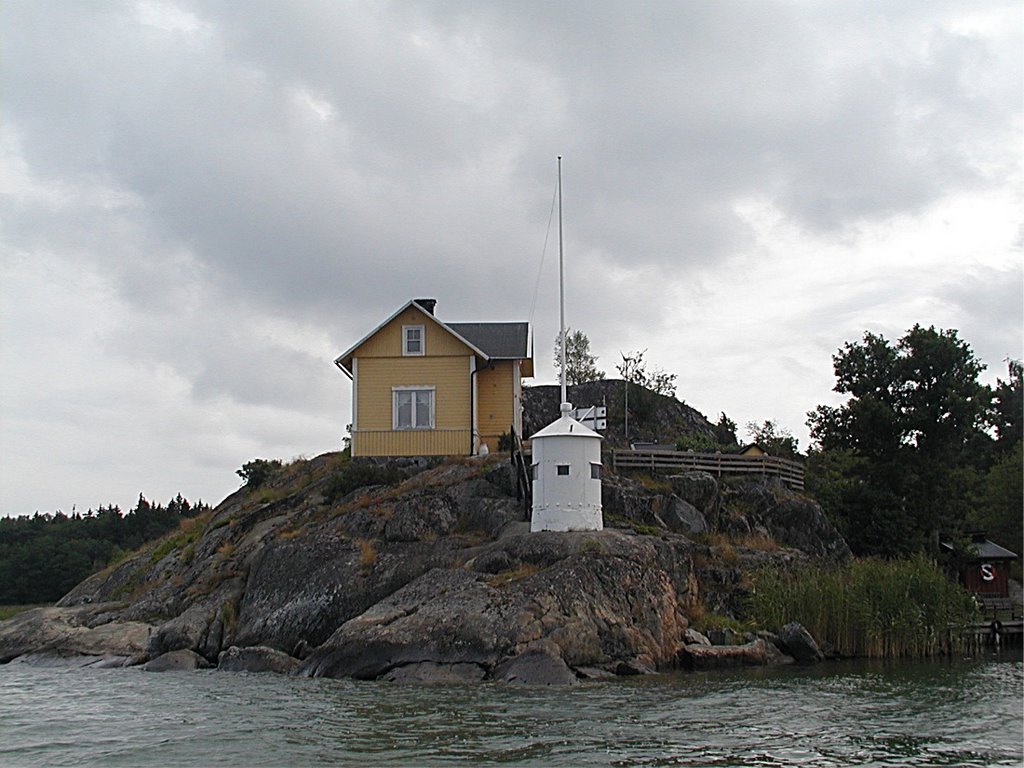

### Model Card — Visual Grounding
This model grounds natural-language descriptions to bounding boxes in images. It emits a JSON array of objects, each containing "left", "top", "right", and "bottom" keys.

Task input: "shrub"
[
  {"left": 634, "top": 474, "right": 673, "bottom": 495},
  {"left": 324, "top": 462, "right": 404, "bottom": 503},
  {"left": 486, "top": 563, "right": 541, "bottom": 587},
  {"left": 497, "top": 432, "right": 513, "bottom": 452},
  {"left": 633, "top": 523, "right": 662, "bottom": 537},
  {"left": 676, "top": 432, "right": 720, "bottom": 453},
  {"left": 148, "top": 516, "right": 206, "bottom": 565},
  {"left": 221, "top": 600, "right": 239, "bottom": 633},
  {"left": 0, "top": 604, "right": 47, "bottom": 620},
  {"left": 357, "top": 539, "right": 377, "bottom": 571},
  {"left": 580, "top": 539, "right": 605, "bottom": 555},
  {"left": 237, "top": 459, "right": 283, "bottom": 489},
  {"left": 694, "top": 612, "right": 753, "bottom": 635}
]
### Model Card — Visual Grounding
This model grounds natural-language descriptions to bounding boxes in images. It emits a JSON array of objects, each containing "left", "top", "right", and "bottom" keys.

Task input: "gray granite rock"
[
  {"left": 380, "top": 661, "right": 486, "bottom": 684},
  {"left": 142, "top": 649, "right": 212, "bottom": 672},
  {"left": 776, "top": 621, "right": 823, "bottom": 663},
  {"left": 217, "top": 645, "right": 300, "bottom": 674},
  {"left": 678, "top": 639, "right": 770, "bottom": 670},
  {"left": 492, "top": 648, "right": 579, "bottom": 686}
]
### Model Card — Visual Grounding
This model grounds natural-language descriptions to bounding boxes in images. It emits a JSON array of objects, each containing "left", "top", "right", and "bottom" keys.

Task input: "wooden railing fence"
[{"left": 611, "top": 449, "right": 804, "bottom": 491}]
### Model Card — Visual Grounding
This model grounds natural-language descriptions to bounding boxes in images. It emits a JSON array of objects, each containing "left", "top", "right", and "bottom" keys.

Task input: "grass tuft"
[
  {"left": 357, "top": 539, "right": 377, "bottom": 571},
  {"left": 486, "top": 563, "right": 541, "bottom": 587}
]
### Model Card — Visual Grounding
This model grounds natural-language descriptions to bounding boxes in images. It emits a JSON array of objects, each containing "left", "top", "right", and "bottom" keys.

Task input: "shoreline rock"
[
  {"left": 217, "top": 645, "right": 301, "bottom": 674},
  {"left": 142, "top": 649, "right": 212, "bottom": 672},
  {"left": 776, "top": 622, "right": 824, "bottom": 663},
  {"left": 0, "top": 454, "right": 848, "bottom": 683}
]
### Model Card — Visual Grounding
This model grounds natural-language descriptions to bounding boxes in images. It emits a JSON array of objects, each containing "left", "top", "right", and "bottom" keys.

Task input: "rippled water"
[{"left": 1, "top": 655, "right": 1021, "bottom": 767}]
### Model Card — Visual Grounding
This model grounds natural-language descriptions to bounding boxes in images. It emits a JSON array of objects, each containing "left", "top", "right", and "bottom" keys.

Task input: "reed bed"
[{"left": 748, "top": 555, "right": 979, "bottom": 658}]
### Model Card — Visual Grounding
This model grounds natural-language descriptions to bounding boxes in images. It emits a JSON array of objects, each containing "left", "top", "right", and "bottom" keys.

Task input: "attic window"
[
  {"left": 556, "top": 464, "right": 570, "bottom": 476},
  {"left": 403, "top": 325, "right": 424, "bottom": 356}
]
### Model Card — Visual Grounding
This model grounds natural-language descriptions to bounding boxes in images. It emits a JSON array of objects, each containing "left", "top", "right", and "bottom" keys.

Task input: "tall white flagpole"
[{"left": 558, "top": 156, "right": 567, "bottom": 407}]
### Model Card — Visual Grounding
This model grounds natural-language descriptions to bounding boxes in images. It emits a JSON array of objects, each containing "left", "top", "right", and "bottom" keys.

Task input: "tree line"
[
  {"left": 555, "top": 324, "right": 1022, "bottom": 563},
  {"left": 806, "top": 325, "right": 1021, "bottom": 560},
  {"left": 0, "top": 494, "right": 210, "bottom": 604}
]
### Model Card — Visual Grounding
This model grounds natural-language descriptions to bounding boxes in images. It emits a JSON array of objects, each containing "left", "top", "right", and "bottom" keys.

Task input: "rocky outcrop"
[
  {"left": 1, "top": 450, "right": 849, "bottom": 683},
  {"left": 300, "top": 529, "right": 698, "bottom": 681},
  {"left": 0, "top": 605, "right": 152, "bottom": 664},
  {"left": 678, "top": 639, "right": 771, "bottom": 670},
  {"left": 217, "top": 645, "right": 301, "bottom": 674},
  {"left": 380, "top": 661, "right": 486, "bottom": 684},
  {"left": 523, "top": 380, "right": 716, "bottom": 448},
  {"left": 721, "top": 481, "right": 851, "bottom": 560},
  {"left": 776, "top": 622, "right": 824, "bottom": 663},
  {"left": 492, "top": 645, "right": 579, "bottom": 686},
  {"left": 143, "top": 649, "right": 212, "bottom": 672}
]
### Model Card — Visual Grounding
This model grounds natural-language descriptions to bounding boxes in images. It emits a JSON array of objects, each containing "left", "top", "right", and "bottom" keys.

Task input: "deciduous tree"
[
  {"left": 553, "top": 328, "right": 604, "bottom": 385},
  {"left": 807, "top": 325, "right": 994, "bottom": 555}
]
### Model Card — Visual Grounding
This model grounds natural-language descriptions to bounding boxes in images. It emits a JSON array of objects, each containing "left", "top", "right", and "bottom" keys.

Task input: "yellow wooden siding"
[
  {"left": 353, "top": 355, "right": 472, "bottom": 456},
  {"left": 476, "top": 361, "right": 515, "bottom": 451},
  {"left": 354, "top": 428, "right": 471, "bottom": 457},
  {"left": 354, "top": 307, "right": 474, "bottom": 358}
]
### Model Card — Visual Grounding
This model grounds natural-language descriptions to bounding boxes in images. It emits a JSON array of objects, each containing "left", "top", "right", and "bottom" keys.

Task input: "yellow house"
[{"left": 334, "top": 299, "right": 533, "bottom": 457}]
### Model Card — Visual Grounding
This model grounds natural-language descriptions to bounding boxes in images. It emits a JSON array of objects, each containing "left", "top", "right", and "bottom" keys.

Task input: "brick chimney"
[{"left": 414, "top": 298, "right": 437, "bottom": 315}]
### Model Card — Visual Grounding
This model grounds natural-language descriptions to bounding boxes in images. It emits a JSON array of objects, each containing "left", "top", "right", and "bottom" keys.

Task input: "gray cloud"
[{"left": 1, "top": 0, "right": 1020, "bottom": 513}]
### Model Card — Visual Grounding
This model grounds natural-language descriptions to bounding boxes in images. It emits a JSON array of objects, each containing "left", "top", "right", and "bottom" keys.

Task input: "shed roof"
[
  {"left": 942, "top": 537, "right": 1019, "bottom": 560},
  {"left": 971, "top": 539, "right": 1019, "bottom": 560},
  {"left": 447, "top": 322, "right": 529, "bottom": 359}
]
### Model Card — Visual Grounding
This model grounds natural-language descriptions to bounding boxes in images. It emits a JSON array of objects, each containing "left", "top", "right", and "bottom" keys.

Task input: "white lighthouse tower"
[{"left": 530, "top": 157, "right": 603, "bottom": 532}]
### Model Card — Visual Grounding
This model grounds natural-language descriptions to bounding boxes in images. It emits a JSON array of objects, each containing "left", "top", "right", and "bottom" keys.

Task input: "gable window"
[
  {"left": 393, "top": 386, "right": 434, "bottom": 429},
  {"left": 556, "top": 464, "right": 570, "bottom": 476},
  {"left": 403, "top": 325, "right": 424, "bottom": 356}
]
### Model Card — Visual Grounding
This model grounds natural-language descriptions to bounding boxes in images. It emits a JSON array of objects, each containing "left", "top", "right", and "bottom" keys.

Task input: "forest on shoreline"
[{"left": 0, "top": 494, "right": 210, "bottom": 604}]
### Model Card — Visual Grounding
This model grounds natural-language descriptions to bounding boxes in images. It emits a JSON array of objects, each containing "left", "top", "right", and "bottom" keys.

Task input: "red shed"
[{"left": 957, "top": 533, "right": 1018, "bottom": 599}]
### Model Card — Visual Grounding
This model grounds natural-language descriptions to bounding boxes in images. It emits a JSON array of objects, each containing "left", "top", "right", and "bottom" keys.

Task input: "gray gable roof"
[
  {"left": 447, "top": 322, "right": 529, "bottom": 359},
  {"left": 972, "top": 539, "right": 1019, "bottom": 560}
]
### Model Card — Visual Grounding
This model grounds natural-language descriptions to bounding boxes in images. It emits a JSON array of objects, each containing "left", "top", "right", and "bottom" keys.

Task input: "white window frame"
[
  {"left": 392, "top": 386, "right": 435, "bottom": 430},
  {"left": 403, "top": 325, "right": 425, "bottom": 356}
]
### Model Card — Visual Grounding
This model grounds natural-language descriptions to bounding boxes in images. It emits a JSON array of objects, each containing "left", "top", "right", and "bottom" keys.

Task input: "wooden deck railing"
[{"left": 611, "top": 449, "right": 805, "bottom": 491}]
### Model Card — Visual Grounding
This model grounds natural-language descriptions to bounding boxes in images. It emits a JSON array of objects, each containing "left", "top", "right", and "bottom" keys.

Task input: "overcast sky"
[{"left": 1, "top": 0, "right": 1021, "bottom": 516}]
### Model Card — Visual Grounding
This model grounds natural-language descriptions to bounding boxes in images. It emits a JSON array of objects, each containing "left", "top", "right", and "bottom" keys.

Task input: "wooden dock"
[{"left": 952, "top": 619, "right": 1023, "bottom": 651}]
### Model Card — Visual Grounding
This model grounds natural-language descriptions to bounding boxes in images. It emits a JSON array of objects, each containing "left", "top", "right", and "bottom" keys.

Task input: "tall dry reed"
[{"left": 748, "top": 555, "right": 979, "bottom": 658}]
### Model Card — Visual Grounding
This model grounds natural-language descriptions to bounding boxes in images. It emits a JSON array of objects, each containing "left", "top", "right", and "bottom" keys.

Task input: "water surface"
[{"left": 1, "top": 655, "right": 1020, "bottom": 766}]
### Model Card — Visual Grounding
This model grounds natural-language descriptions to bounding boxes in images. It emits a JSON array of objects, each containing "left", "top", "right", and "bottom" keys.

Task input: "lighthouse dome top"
[{"left": 530, "top": 402, "right": 603, "bottom": 441}]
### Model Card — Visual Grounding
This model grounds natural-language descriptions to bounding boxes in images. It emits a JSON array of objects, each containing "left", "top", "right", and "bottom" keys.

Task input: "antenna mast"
[{"left": 558, "top": 156, "right": 567, "bottom": 406}]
